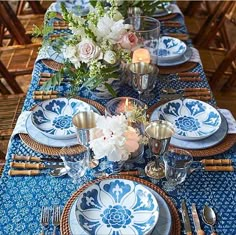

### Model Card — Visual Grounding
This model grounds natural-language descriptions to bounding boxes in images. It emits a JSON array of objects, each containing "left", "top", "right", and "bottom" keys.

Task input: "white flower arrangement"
[
  {"left": 42, "top": 1, "right": 139, "bottom": 96},
  {"left": 89, "top": 114, "right": 141, "bottom": 162}
]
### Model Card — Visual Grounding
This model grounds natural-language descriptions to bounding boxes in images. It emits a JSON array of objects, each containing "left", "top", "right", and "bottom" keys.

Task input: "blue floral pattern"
[
  {"left": 158, "top": 36, "right": 187, "bottom": 61},
  {"left": 75, "top": 179, "right": 159, "bottom": 235},
  {"left": 157, "top": 99, "right": 221, "bottom": 140},
  {"left": 101, "top": 205, "right": 132, "bottom": 228},
  {"left": 31, "top": 98, "right": 93, "bottom": 139},
  {"left": 1, "top": 4, "right": 236, "bottom": 235}
]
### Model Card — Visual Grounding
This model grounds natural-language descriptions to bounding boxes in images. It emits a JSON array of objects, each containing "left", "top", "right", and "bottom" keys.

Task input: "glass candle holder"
[{"left": 125, "top": 16, "right": 161, "bottom": 64}]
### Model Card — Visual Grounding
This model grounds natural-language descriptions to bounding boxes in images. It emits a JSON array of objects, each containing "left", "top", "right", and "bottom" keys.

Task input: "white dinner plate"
[
  {"left": 26, "top": 103, "right": 100, "bottom": 147},
  {"left": 26, "top": 114, "right": 78, "bottom": 147},
  {"left": 31, "top": 98, "right": 94, "bottom": 140},
  {"left": 68, "top": 183, "right": 172, "bottom": 235},
  {"left": 150, "top": 98, "right": 222, "bottom": 140},
  {"left": 158, "top": 36, "right": 187, "bottom": 61},
  {"left": 158, "top": 46, "right": 192, "bottom": 66},
  {"left": 75, "top": 179, "right": 159, "bottom": 235},
  {"left": 170, "top": 112, "right": 228, "bottom": 149}
]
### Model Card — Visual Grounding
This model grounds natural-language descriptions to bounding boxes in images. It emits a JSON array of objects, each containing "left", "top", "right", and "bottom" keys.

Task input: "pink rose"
[
  {"left": 78, "top": 39, "right": 103, "bottom": 63},
  {"left": 119, "top": 32, "right": 138, "bottom": 50}
]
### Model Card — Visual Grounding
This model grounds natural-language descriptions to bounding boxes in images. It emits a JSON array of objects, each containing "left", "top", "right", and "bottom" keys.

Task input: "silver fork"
[
  {"left": 40, "top": 206, "right": 50, "bottom": 235},
  {"left": 52, "top": 205, "right": 61, "bottom": 235}
]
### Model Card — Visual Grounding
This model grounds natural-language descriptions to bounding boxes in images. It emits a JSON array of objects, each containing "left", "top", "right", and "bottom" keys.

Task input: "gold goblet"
[{"left": 145, "top": 120, "right": 175, "bottom": 179}]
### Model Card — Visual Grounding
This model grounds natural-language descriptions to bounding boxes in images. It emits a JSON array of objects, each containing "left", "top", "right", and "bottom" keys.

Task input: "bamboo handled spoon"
[{"left": 202, "top": 205, "right": 217, "bottom": 235}]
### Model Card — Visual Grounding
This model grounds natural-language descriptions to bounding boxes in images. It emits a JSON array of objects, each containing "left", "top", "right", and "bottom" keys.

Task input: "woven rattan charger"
[
  {"left": 19, "top": 97, "right": 105, "bottom": 156},
  {"left": 147, "top": 101, "right": 236, "bottom": 157},
  {"left": 60, "top": 175, "right": 181, "bottom": 235}
]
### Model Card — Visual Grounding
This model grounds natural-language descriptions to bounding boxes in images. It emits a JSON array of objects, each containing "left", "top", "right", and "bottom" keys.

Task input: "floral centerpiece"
[
  {"left": 41, "top": 1, "right": 139, "bottom": 96},
  {"left": 89, "top": 113, "right": 141, "bottom": 162}
]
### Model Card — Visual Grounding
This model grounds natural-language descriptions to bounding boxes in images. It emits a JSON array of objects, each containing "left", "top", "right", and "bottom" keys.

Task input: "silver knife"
[
  {"left": 181, "top": 200, "right": 192, "bottom": 235},
  {"left": 12, "top": 155, "right": 63, "bottom": 163},
  {"left": 192, "top": 204, "right": 205, "bottom": 235},
  {"left": 10, "top": 162, "right": 63, "bottom": 170}
]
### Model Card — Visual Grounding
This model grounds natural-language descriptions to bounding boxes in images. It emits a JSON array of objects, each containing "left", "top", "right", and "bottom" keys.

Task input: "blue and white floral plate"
[
  {"left": 150, "top": 98, "right": 222, "bottom": 140},
  {"left": 157, "top": 46, "right": 192, "bottom": 67},
  {"left": 26, "top": 114, "right": 78, "bottom": 147},
  {"left": 170, "top": 112, "right": 228, "bottom": 149},
  {"left": 75, "top": 179, "right": 159, "bottom": 235},
  {"left": 31, "top": 98, "right": 95, "bottom": 140},
  {"left": 158, "top": 36, "right": 187, "bottom": 62}
]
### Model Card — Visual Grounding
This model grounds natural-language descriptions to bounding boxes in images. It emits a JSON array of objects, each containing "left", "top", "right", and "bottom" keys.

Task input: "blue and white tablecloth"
[{"left": 0, "top": 3, "right": 236, "bottom": 235}]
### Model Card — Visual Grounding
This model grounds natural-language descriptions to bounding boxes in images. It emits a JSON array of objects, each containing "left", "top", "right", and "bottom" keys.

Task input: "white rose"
[
  {"left": 104, "top": 50, "right": 117, "bottom": 64},
  {"left": 77, "top": 39, "right": 103, "bottom": 63}
]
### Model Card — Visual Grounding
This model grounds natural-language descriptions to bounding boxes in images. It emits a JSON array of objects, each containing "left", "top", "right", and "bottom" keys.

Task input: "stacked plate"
[
  {"left": 64, "top": 178, "right": 174, "bottom": 235},
  {"left": 150, "top": 98, "right": 228, "bottom": 150},
  {"left": 27, "top": 98, "right": 100, "bottom": 147},
  {"left": 157, "top": 36, "right": 192, "bottom": 67}
]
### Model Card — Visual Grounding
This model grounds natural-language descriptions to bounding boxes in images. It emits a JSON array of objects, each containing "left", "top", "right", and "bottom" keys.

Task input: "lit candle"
[{"left": 132, "top": 48, "right": 151, "bottom": 64}]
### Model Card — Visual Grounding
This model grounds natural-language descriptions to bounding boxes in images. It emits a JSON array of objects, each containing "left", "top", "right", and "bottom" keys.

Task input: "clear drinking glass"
[
  {"left": 163, "top": 148, "right": 193, "bottom": 192},
  {"left": 125, "top": 16, "right": 161, "bottom": 64},
  {"left": 60, "top": 147, "right": 89, "bottom": 184}
]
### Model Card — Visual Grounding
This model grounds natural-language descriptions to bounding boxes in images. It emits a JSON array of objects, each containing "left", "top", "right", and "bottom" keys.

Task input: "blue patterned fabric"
[{"left": 0, "top": 4, "right": 235, "bottom": 235}]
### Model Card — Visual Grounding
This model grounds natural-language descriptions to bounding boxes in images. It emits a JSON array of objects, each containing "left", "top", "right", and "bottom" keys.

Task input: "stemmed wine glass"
[
  {"left": 162, "top": 148, "right": 193, "bottom": 192},
  {"left": 72, "top": 111, "right": 99, "bottom": 168},
  {"left": 129, "top": 62, "right": 158, "bottom": 101},
  {"left": 145, "top": 120, "right": 175, "bottom": 179}
]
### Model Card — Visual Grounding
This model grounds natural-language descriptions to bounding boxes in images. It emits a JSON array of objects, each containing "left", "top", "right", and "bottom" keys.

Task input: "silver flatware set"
[{"left": 181, "top": 200, "right": 218, "bottom": 235}]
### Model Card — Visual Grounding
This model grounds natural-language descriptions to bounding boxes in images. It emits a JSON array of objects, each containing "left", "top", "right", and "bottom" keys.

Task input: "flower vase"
[{"left": 80, "top": 62, "right": 124, "bottom": 100}]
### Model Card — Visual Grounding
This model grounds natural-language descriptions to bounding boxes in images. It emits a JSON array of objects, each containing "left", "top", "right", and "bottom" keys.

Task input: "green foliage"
[{"left": 106, "top": 0, "right": 172, "bottom": 18}]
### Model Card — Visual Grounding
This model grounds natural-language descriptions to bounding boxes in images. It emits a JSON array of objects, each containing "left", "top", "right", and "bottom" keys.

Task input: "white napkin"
[
  {"left": 218, "top": 109, "right": 236, "bottom": 134},
  {"left": 189, "top": 47, "right": 202, "bottom": 66},
  {"left": 170, "top": 4, "right": 184, "bottom": 17},
  {"left": 6, "top": 111, "right": 31, "bottom": 158},
  {"left": 36, "top": 43, "right": 65, "bottom": 64}
]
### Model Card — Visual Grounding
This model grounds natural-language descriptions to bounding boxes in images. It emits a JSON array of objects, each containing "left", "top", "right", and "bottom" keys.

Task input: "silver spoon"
[
  {"left": 50, "top": 167, "right": 67, "bottom": 177},
  {"left": 202, "top": 205, "right": 217, "bottom": 235}
]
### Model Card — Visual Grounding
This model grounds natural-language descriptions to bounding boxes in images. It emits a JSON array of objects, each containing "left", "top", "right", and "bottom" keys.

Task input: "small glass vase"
[
  {"left": 79, "top": 62, "right": 124, "bottom": 99},
  {"left": 105, "top": 97, "right": 146, "bottom": 161}
]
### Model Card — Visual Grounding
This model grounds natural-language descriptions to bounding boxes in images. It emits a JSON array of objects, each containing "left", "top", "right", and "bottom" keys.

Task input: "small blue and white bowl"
[
  {"left": 31, "top": 98, "right": 94, "bottom": 140},
  {"left": 75, "top": 179, "right": 159, "bottom": 235},
  {"left": 158, "top": 36, "right": 187, "bottom": 62},
  {"left": 151, "top": 98, "right": 222, "bottom": 140}
]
